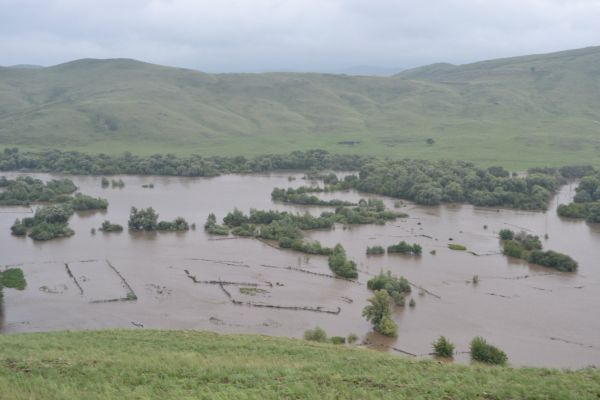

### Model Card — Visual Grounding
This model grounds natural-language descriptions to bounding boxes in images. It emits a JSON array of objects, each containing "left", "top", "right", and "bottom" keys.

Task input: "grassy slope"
[
  {"left": 1, "top": 46, "right": 600, "bottom": 169},
  {"left": 0, "top": 330, "right": 599, "bottom": 399}
]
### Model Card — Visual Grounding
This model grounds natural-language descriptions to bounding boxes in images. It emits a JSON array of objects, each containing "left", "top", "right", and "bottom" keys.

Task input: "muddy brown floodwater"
[{"left": 1, "top": 172, "right": 599, "bottom": 368}]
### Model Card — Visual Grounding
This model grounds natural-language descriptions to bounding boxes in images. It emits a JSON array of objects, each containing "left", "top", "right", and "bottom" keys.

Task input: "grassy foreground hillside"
[
  {"left": 2, "top": 46, "right": 600, "bottom": 169},
  {"left": 0, "top": 330, "right": 598, "bottom": 399}
]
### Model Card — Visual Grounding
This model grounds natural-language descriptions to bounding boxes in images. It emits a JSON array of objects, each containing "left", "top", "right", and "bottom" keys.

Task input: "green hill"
[
  {"left": 1, "top": 46, "right": 600, "bottom": 168},
  {"left": 0, "top": 330, "right": 598, "bottom": 399}
]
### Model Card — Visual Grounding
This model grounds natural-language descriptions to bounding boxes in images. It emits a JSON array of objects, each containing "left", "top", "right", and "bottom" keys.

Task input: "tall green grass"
[{"left": 0, "top": 330, "right": 598, "bottom": 399}]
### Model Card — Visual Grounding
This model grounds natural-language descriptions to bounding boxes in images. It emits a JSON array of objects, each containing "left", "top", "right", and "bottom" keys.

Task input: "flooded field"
[{"left": 1, "top": 172, "right": 599, "bottom": 368}]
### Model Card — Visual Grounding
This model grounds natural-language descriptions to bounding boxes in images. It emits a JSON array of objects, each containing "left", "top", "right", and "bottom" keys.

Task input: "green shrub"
[
  {"left": 375, "top": 316, "right": 397, "bottom": 337},
  {"left": 303, "top": 326, "right": 327, "bottom": 342},
  {"left": 528, "top": 250, "right": 578, "bottom": 272},
  {"left": 502, "top": 240, "right": 524, "bottom": 258},
  {"left": 388, "top": 241, "right": 421, "bottom": 255},
  {"left": 329, "top": 336, "right": 346, "bottom": 345},
  {"left": 347, "top": 333, "right": 359, "bottom": 344},
  {"left": 328, "top": 244, "right": 358, "bottom": 279},
  {"left": 470, "top": 337, "right": 508, "bottom": 365},
  {"left": 10, "top": 219, "right": 26, "bottom": 236},
  {"left": 432, "top": 336, "right": 455, "bottom": 358},
  {"left": 499, "top": 229, "right": 514, "bottom": 240},
  {"left": 100, "top": 220, "right": 123, "bottom": 232},
  {"left": 0, "top": 268, "right": 26, "bottom": 290},
  {"left": 366, "top": 245, "right": 385, "bottom": 255}
]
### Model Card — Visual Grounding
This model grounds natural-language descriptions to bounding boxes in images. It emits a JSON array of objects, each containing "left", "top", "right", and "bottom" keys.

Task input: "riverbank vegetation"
[
  {"left": 4, "top": 149, "right": 595, "bottom": 214},
  {"left": 271, "top": 187, "right": 355, "bottom": 206},
  {"left": 555, "top": 167, "right": 600, "bottom": 223},
  {"left": 499, "top": 229, "right": 578, "bottom": 272},
  {"left": 0, "top": 148, "right": 367, "bottom": 177},
  {"left": 0, "top": 176, "right": 76, "bottom": 205},
  {"left": 470, "top": 337, "right": 508, "bottom": 365},
  {"left": 432, "top": 336, "right": 455, "bottom": 359},
  {"left": 206, "top": 200, "right": 406, "bottom": 260}
]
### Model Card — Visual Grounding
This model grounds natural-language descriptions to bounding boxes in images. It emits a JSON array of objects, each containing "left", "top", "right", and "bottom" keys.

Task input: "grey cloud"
[{"left": 0, "top": 0, "right": 599, "bottom": 72}]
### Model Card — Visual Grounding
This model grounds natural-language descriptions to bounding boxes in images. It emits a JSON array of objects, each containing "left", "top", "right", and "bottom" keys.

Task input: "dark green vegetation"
[
  {"left": 351, "top": 160, "right": 563, "bottom": 209},
  {"left": 1, "top": 150, "right": 574, "bottom": 211},
  {"left": 0, "top": 268, "right": 26, "bottom": 291},
  {"left": 206, "top": 200, "right": 405, "bottom": 262},
  {"left": 0, "top": 267, "right": 26, "bottom": 306},
  {"left": 387, "top": 241, "right": 422, "bottom": 255},
  {"left": 327, "top": 244, "right": 358, "bottom": 279},
  {"left": 0, "top": 175, "right": 76, "bottom": 205},
  {"left": 271, "top": 187, "right": 355, "bottom": 206},
  {"left": 99, "top": 220, "right": 123, "bottom": 232},
  {"left": 303, "top": 326, "right": 328, "bottom": 343},
  {"left": 432, "top": 336, "right": 455, "bottom": 359},
  {"left": 500, "top": 230, "right": 578, "bottom": 272},
  {"left": 11, "top": 204, "right": 75, "bottom": 241},
  {"left": 470, "top": 337, "right": 508, "bottom": 365},
  {"left": 303, "top": 327, "right": 349, "bottom": 346},
  {"left": 3, "top": 47, "right": 600, "bottom": 167},
  {"left": 448, "top": 244, "right": 467, "bottom": 251},
  {"left": 2, "top": 176, "right": 108, "bottom": 240},
  {"left": 366, "top": 245, "right": 385, "bottom": 255},
  {"left": 128, "top": 207, "right": 189, "bottom": 232},
  {"left": 556, "top": 168, "right": 600, "bottom": 223},
  {"left": 204, "top": 213, "right": 230, "bottom": 235},
  {"left": 0, "top": 148, "right": 365, "bottom": 177},
  {"left": 70, "top": 193, "right": 108, "bottom": 211},
  {"left": 367, "top": 271, "right": 411, "bottom": 306},
  {"left": 4, "top": 331, "right": 598, "bottom": 399},
  {"left": 363, "top": 290, "right": 397, "bottom": 337}
]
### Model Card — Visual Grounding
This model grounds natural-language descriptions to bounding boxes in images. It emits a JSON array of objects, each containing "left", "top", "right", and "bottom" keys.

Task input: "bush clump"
[
  {"left": 303, "top": 326, "right": 327, "bottom": 342},
  {"left": 470, "top": 336, "right": 508, "bottom": 365},
  {"left": 499, "top": 229, "right": 577, "bottom": 271},
  {"left": 367, "top": 270, "right": 411, "bottom": 305},
  {"left": 328, "top": 244, "right": 358, "bottom": 279},
  {"left": 432, "top": 336, "right": 455, "bottom": 358},
  {"left": 387, "top": 241, "right": 422, "bottom": 255},
  {"left": 329, "top": 336, "right": 346, "bottom": 345},
  {"left": 366, "top": 245, "right": 385, "bottom": 255},
  {"left": 499, "top": 229, "right": 514, "bottom": 240},
  {"left": 99, "top": 220, "right": 123, "bottom": 232}
]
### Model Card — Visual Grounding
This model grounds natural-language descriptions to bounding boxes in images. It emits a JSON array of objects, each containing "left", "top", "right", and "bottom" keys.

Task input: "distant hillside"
[{"left": 1, "top": 46, "right": 600, "bottom": 168}]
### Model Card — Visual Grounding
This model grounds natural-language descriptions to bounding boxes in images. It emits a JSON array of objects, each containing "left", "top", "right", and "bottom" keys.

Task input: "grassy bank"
[{"left": 0, "top": 330, "right": 598, "bottom": 399}]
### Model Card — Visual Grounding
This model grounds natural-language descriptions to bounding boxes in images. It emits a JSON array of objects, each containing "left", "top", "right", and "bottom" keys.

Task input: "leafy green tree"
[
  {"left": 363, "top": 290, "right": 397, "bottom": 336},
  {"left": 128, "top": 207, "right": 158, "bottom": 231}
]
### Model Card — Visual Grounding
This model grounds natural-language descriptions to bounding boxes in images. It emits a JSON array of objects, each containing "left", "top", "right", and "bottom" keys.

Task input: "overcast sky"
[{"left": 1, "top": 0, "right": 600, "bottom": 73}]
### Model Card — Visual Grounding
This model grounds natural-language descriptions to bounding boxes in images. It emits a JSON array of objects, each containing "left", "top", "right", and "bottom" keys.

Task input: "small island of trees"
[{"left": 499, "top": 229, "right": 577, "bottom": 272}]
